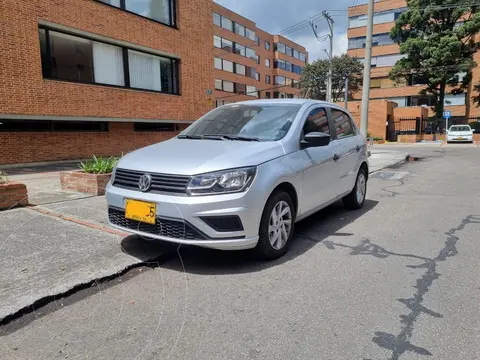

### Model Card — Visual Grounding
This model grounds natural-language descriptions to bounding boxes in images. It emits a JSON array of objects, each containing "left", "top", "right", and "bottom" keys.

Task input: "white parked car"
[
  {"left": 106, "top": 100, "right": 369, "bottom": 259},
  {"left": 446, "top": 125, "right": 475, "bottom": 143}
]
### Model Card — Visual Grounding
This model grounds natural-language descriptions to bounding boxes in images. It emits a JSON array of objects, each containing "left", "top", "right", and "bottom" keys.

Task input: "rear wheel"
[
  {"left": 255, "top": 191, "right": 295, "bottom": 260},
  {"left": 343, "top": 168, "right": 367, "bottom": 210}
]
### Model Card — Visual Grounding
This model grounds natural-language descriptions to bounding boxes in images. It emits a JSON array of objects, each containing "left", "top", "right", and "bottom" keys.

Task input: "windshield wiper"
[
  {"left": 220, "top": 135, "right": 261, "bottom": 142},
  {"left": 177, "top": 134, "right": 225, "bottom": 140}
]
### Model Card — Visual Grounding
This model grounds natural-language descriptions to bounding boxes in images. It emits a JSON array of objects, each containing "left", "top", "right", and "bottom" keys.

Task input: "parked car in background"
[
  {"left": 106, "top": 100, "right": 369, "bottom": 259},
  {"left": 446, "top": 125, "right": 475, "bottom": 143}
]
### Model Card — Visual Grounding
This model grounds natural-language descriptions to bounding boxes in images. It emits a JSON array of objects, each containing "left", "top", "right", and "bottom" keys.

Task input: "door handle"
[
  {"left": 333, "top": 154, "right": 340, "bottom": 162},
  {"left": 356, "top": 145, "right": 361, "bottom": 152}
]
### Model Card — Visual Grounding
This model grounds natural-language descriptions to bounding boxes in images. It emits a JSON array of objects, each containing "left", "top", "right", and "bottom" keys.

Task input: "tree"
[
  {"left": 474, "top": 83, "right": 480, "bottom": 107},
  {"left": 300, "top": 55, "right": 363, "bottom": 102},
  {"left": 389, "top": 0, "right": 480, "bottom": 119}
]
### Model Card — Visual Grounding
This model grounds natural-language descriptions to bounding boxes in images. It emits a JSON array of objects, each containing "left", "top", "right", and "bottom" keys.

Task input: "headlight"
[
  {"left": 110, "top": 166, "right": 117, "bottom": 183},
  {"left": 187, "top": 167, "right": 257, "bottom": 196}
]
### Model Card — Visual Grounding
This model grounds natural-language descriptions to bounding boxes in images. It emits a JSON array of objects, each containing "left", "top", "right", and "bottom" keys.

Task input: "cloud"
[{"left": 214, "top": 0, "right": 366, "bottom": 61}]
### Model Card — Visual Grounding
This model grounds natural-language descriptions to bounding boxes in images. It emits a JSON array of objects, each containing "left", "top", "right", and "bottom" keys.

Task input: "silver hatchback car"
[{"left": 106, "top": 99, "right": 368, "bottom": 259}]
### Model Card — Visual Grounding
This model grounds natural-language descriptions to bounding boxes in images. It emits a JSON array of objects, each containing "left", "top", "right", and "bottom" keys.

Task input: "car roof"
[{"left": 225, "top": 99, "right": 348, "bottom": 110}]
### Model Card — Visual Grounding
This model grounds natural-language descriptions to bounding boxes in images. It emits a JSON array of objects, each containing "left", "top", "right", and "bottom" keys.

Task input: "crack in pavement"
[{"left": 304, "top": 214, "right": 480, "bottom": 359}]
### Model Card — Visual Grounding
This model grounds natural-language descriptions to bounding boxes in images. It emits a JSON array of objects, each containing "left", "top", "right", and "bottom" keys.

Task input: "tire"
[
  {"left": 343, "top": 167, "right": 367, "bottom": 210},
  {"left": 254, "top": 191, "right": 295, "bottom": 260}
]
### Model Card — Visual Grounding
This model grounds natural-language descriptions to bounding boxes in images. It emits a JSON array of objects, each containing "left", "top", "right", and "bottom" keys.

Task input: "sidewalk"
[{"left": 0, "top": 150, "right": 408, "bottom": 323}]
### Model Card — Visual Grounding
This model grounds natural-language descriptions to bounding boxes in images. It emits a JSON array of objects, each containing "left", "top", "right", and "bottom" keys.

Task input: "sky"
[{"left": 214, "top": 0, "right": 369, "bottom": 62}]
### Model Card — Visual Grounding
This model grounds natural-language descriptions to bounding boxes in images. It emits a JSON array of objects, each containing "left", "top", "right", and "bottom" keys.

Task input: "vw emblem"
[{"left": 138, "top": 174, "right": 152, "bottom": 192}]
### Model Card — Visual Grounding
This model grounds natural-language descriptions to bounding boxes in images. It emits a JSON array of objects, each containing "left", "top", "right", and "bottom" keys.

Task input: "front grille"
[
  {"left": 113, "top": 168, "right": 190, "bottom": 194},
  {"left": 108, "top": 207, "right": 207, "bottom": 240}
]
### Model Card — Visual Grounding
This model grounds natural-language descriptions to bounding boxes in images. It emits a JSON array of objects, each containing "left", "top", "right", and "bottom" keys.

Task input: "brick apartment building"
[
  {"left": 213, "top": 3, "right": 307, "bottom": 106},
  {"left": 0, "top": 0, "right": 309, "bottom": 166},
  {"left": 347, "top": 0, "right": 480, "bottom": 121},
  {"left": 0, "top": 0, "right": 215, "bottom": 165}
]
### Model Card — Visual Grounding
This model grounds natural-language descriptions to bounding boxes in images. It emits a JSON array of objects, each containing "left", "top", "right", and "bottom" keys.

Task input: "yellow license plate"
[
  {"left": 456, "top": 137, "right": 464, "bottom": 140},
  {"left": 125, "top": 199, "right": 156, "bottom": 224}
]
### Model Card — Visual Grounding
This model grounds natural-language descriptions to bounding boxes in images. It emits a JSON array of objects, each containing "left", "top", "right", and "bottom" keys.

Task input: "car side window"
[
  {"left": 302, "top": 107, "right": 330, "bottom": 138},
  {"left": 331, "top": 109, "right": 355, "bottom": 139}
]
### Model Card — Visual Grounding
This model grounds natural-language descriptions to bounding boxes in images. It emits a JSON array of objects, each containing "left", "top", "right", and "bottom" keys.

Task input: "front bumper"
[
  {"left": 447, "top": 135, "right": 473, "bottom": 142},
  {"left": 105, "top": 182, "right": 262, "bottom": 250}
]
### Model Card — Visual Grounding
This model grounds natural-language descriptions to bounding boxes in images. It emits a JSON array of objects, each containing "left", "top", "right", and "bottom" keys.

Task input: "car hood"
[{"left": 117, "top": 138, "right": 286, "bottom": 175}]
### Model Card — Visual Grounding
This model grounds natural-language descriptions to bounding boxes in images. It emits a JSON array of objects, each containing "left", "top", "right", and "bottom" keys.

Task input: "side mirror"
[
  {"left": 472, "top": 129, "right": 475, "bottom": 133},
  {"left": 301, "top": 132, "right": 330, "bottom": 149}
]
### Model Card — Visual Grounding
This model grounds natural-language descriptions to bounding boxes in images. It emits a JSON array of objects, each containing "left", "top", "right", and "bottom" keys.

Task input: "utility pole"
[
  {"left": 309, "top": 13, "right": 334, "bottom": 102},
  {"left": 344, "top": 75, "right": 349, "bottom": 109},
  {"left": 359, "top": 0, "right": 375, "bottom": 139},
  {"left": 323, "top": 11, "right": 334, "bottom": 103}
]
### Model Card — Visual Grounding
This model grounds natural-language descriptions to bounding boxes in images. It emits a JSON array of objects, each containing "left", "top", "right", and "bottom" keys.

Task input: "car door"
[
  {"left": 298, "top": 106, "right": 338, "bottom": 215},
  {"left": 328, "top": 108, "right": 362, "bottom": 197}
]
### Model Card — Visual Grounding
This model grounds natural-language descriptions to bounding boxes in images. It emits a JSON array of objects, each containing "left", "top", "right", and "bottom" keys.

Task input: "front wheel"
[
  {"left": 343, "top": 168, "right": 367, "bottom": 210},
  {"left": 255, "top": 191, "right": 295, "bottom": 260}
]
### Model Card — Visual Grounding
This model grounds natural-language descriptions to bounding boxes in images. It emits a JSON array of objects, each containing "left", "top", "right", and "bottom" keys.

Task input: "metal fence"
[{"left": 387, "top": 116, "right": 480, "bottom": 141}]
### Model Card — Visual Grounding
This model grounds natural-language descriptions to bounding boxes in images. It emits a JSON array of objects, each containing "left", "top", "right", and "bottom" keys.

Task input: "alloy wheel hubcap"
[
  {"left": 356, "top": 173, "right": 366, "bottom": 204},
  {"left": 268, "top": 201, "right": 292, "bottom": 250}
]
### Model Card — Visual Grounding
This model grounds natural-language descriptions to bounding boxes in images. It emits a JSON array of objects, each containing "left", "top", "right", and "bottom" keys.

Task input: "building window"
[
  {"left": 273, "top": 91, "right": 280, "bottom": 98},
  {"left": 235, "top": 63, "right": 246, "bottom": 76},
  {"left": 235, "top": 23, "right": 245, "bottom": 37},
  {"left": 99, "top": 0, "right": 176, "bottom": 27},
  {"left": 0, "top": 120, "right": 109, "bottom": 132},
  {"left": 265, "top": 91, "right": 271, "bottom": 99},
  {"left": 223, "top": 59, "right": 234, "bottom": 72},
  {"left": 245, "top": 28, "right": 256, "bottom": 41},
  {"left": 266, "top": 75, "right": 271, "bottom": 84},
  {"left": 275, "top": 76, "right": 286, "bottom": 85},
  {"left": 213, "top": 12, "right": 221, "bottom": 26},
  {"left": 223, "top": 81, "right": 234, "bottom": 92},
  {"left": 247, "top": 67, "right": 257, "bottom": 79},
  {"left": 215, "top": 79, "right": 222, "bottom": 90},
  {"left": 292, "top": 64, "right": 302, "bottom": 75},
  {"left": 285, "top": 62, "right": 292, "bottom": 72},
  {"left": 134, "top": 122, "right": 176, "bottom": 132},
  {"left": 293, "top": 49, "right": 299, "bottom": 59},
  {"left": 236, "top": 83, "right": 246, "bottom": 94},
  {"left": 214, "top": 57, "right": 222, "bottom": 70},
  {"left": 246, "top": 47, "right": 256, "bottom": 61},
  {"left": 235, "top": 43, "right": 246, "bottom": 56},
  {"left": 285, "top": 46, "right": 293, "bottom": 57},
  {"left": 265, "top": 41, "right": 271, "bottom": 51},
  {"left": 299, "top": 52, "right": 306, "bottom": 63},
  {"left": 246, "top": 85, "right": 258, "bottom": 97},
  {"left": 275, "top": 59, "right": 286, "bottom": 70},
  {"left": 255, "top": 72, "right": 260, "bottom": 81},
  {"left": 214, "top": 35, "right": 221, "bottom": 48},
  {"left": 221, "top": 38, "right": 233, "bottom": 52},
  {"left": 275, "top": 43, "right": 286, "bottom": 53},
  {"left": 265, "top": 58, "right": 270, "bottom": 68},
  {"left": 39, "top": 27, "right": 178, "bottom": 94},
  {"left": 256, "top": 55, "right": 260, "bottom": 64},
  {"left": 255, "top": 36, "right": 260, "bottom": 45},
  {"left": 221, "top": 16, "right": 233, "bottom": 31}
]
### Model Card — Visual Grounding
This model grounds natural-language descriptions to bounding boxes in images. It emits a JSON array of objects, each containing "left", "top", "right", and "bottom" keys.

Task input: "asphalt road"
[{"left": 1, "top": 145, "right": 480, "bottom": 360}]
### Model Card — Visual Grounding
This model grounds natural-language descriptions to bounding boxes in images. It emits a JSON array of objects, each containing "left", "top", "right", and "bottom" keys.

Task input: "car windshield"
[
  {"left": 181, "top": 104, "right": 302, "bottom": 141},
  {"left": 450, "top": 126, "right": 470, "bottom": 132}
]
